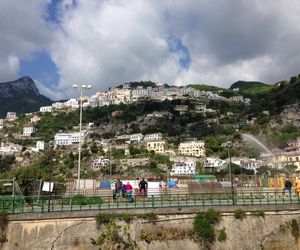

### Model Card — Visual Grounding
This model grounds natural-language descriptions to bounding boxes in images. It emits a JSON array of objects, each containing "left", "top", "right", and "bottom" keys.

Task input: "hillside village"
[{"left": 0, "top": 77, "right": 300, "bottom": 193}]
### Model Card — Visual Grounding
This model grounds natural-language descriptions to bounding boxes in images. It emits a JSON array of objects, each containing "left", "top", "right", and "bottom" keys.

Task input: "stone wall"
[{"left": 3, "top": 209, "right": 300, "bottom": 250}]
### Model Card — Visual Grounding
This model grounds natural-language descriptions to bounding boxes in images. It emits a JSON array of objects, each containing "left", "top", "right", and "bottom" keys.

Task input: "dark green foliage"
[
  {"left": 35, "top": 111, "right": 78, "bottom": 142},
  {"left": 0, "top": 212, "right": 8, "bottom": 232},
  {"left": 95, "top": 213, "right": 133, "bottom": 228},
  {"left": 217, "top": 228, "right": 227, "bottom": 242},
  {"left": 0, "top": 155, "right": 15, "bottom": 173},
  {"left": 234, "top": 209, "right": 246, "bottom": 220},
  {"left": 71, "top": 195, "right": 104, "bottom": 206},
  {"left": 140, "top": 229, "right": 151, "bottom": 243},
  {"left": 193, "top": 209, "right": 221, "bottom": 243},
  {"left": 291, "top": 219, "right": 299, "bottom": 240},
  {"left": 252, "top": 210, "right": 265, "bottom": 219},
  {"left": 230, "top": 81, "right": 271, "bottom": 95}
]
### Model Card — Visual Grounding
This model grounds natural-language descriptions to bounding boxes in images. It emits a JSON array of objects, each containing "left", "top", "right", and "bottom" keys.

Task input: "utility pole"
[{"left": 222, "top": 141, "right": 235, "bottom": 205}]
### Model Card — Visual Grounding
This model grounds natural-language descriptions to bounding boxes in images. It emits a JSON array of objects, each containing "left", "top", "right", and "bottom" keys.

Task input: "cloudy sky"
[{"left": 1, "top": 0, "right": 300, "bottom": 100}]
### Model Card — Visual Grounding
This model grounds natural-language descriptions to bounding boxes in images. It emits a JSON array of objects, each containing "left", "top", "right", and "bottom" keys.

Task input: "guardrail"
[{"left": 0, "top": 189, "right": 299, "bottom": 214}]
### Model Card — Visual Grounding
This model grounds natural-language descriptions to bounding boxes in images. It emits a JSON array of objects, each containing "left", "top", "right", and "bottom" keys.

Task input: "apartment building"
[
  {"left": 170, "top": 161, "right": 196, "bottom": 176},
  {"left": 178, "top": 141, "right": 205, "bottom": 158},
  {"left": 54, "top": 131, "right": 86, "bottom": 145},
  {"left": 40, "top": 106, "right": 53, "bottom": 113},
  {"left": 147, "top": 140, "right": 165, "bottom": 154},
  {"left": 143, "top": 133, "right": 162, "bottom": 141},
  {"left": 23, "top": 127, "right": 36, "bottom": 136}
]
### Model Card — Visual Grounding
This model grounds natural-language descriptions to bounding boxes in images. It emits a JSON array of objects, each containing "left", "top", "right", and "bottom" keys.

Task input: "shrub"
[
  {"left": 194, "top": 214, "right": 215, "bottom": 243},
  {"left": 234, "top": 209, "right": 246, "bottom": 220},
  {"left": 291, "top": 219, "right": 299, "bottom": 240},
  {"left": 217, "top": 228, "right": 227, "bottom": 242},
  {"left": 205, "top": 208, "right": 221, "bottom": 224},
  {"left": 72, "top": 195, "right": 104, "bottom": 205},
  {"left": 0, "top": 233, "right": 7, "bottom": 244},
  {"left": 95, "top": 213, "right": 133, "bottom": 228},
  {"left": 140, "top": 229, "right": 151, "bottom": 243},
  {"left": 252, "top": 210, "right": 265, "bottom": 219},
  {"left": 0, "top": 212, "right": 8, "bottom": 232}
]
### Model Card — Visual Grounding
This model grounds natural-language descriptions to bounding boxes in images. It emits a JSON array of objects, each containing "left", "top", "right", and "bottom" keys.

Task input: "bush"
[
  {"left": 71, "top": 195, "right": 104, "bottom": 206},
  {"left": 140, "top": 229, "right": 151, "bottom": 243},
  {"left": 0, "top": 212, "right": 8, "bottom": 232},
  {"left": 234, "top": 209, "right": 246, "bottom": 220},
  {"left": 193, "top": 209, "right": 221, "bottom": 244},
  {"left": 217, "top": 228, "right": 227, "bottom": 242},
  {"left": 252, "top": 210, "right": 265, "bottom": 219},
  {"left": 291, "top": 219, "right": 299, "bottom": 240},
  {"left": 95, "top": 213, "right": 133, "bottom": 228},
  {"left": 205, "top": 208, "right": 221, "bottom": 224}
]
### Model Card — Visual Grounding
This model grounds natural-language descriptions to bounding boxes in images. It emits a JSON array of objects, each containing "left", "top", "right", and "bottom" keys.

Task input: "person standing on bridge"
[
  {"left": 139, "top": 178, "right": 148, "bottom": 197},
  {"left": 283, "top": 178, "right": 293, "bottom": 196},
  {"left": 126, "top": 182, "right": 133, "bottom": 203},
  {"left": 295, "top": 177, "right": 300, "bottom": 196}
]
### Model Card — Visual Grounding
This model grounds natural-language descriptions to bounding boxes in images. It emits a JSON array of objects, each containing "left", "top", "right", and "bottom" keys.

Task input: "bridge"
[{"left": 1, "top": 189, "right": 299, "bottom": 214}]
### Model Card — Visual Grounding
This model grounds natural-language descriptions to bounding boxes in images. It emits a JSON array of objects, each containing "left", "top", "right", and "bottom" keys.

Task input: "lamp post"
[
  {"left": 72, "top": 84, "right": 92, "bottom": 192},
  {"left": 222, "top": 141, "right": 235, "bottom": 205}
]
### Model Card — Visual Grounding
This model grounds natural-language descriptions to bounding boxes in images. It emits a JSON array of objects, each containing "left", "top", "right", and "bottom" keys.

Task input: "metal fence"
[{"left": 0, "top": 188, "right": 299, "bottom": 214}]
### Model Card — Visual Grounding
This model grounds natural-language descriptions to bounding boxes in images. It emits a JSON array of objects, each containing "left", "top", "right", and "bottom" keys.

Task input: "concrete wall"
[{"left": 3, "top": 208, "right": 300, "bottom": 250}]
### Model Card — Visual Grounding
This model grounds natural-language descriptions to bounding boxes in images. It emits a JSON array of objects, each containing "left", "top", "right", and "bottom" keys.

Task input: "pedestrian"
[
  {"left": 113, "top": 179, "right": 123, "bottom": 200},
  {"left": 122, "top": 183, "right": 126, "bottom": 198},
  {"left": 283, "top": 178, "right": 292, "bottom": 196},
  {"left": 139, "top": 178, "right": 148, "bottom": 196},
  {"left": 295, "top": 177, "right": 300, "bottom": 196},
  {"left": 125, "top": 182, "right": 133, "bottom": 202}
]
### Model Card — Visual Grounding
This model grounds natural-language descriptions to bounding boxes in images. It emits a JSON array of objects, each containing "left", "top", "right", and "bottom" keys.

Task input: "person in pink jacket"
[{"left": 125, "top": 182, "right": 133, "bottom": 202}]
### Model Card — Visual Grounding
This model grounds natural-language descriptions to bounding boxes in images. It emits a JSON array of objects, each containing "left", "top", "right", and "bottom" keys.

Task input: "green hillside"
[{"left": 230, "top": 81, "right": 272, "bottom": 95}]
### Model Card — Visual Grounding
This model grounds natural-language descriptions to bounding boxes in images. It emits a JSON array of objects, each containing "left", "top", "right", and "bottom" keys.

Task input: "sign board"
[{"left": 42, "top": 181, "right": 54, "bottom": 192}]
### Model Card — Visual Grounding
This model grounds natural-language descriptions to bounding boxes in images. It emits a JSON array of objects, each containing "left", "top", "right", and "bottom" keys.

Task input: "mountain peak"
[{"left": 0, "top": 76, "right": 52, "bottom": 118}]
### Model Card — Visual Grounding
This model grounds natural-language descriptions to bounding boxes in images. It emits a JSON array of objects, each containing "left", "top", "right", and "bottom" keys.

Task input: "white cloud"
[
  {"left": 48, "top": 0, "right": 300, "bottom": 97},
  {"left": 0, "top": 0, "right": 51, "bottom": 81},
  {"left": 1, "top": 0, "right": 300, "bottom": 98},
  {"left": 34, "top": 79, "right": 64, "bottom": 101}
]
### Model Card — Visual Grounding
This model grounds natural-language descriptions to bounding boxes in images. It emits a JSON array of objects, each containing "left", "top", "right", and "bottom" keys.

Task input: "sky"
[{"left": 1, "top": 0, "right": 300, "bottom": 100}]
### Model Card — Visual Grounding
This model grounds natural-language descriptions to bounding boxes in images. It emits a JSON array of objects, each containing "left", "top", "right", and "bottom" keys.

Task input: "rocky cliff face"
[
  {"left": 0, "top": 76, "right": 40, "bottom": 99},
  {"left": 0, "top": 76, "right": 52, "bottom": 118}
]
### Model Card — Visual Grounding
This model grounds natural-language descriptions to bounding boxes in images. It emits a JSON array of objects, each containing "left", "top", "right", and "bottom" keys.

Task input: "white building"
[
  {"left": 0, "top": 119, "right": 3, "bottom": 130},
  {"left": 203, "top": 157, "right": 227, "bottom": 172},
  {"left": 64, "top": 99, "right": 79, "bottom": 109},
  {"left": 54, "top": 131, "right": 86, "bottom": 145},
  {"left": 178, "top": 141, "right": 205, "bottom": 158},
  {"left": 0, "top": 142, "right": 21, "bottom": 155},
  {"left": 130, "top": 133, "right": 144, "bottom": 142},
  {"left": 170, "top": 161, "right": 196, "bottom": 176},
  {"left": 6, "top": 112, "right": 17, "bottom": 121},
  {"left": 31, "top": 141, "right": 45, "bottom": 152},
  {"left": 146, "top": 140, "right": 165, "bottom": 154},
  {"left": 52, "top": 102, "right": 64, "bottom": 109},
  {"left": 23, "top": 127, "right": 36, "bottom": 136},
  {"left": 30, "top": 115, "right": 41, "bottom": 123},
  {"left": 39, "top": 106, "right": 53, "bottom": 113},
  {"left": 36, "top": 141, "right": 45, "bottom": 151},
  {"left": 144, "top": 133, "right": 162, "bottom": 141},
  {"left": 91, "top": 157, "right": 109, "bottom": 169}
]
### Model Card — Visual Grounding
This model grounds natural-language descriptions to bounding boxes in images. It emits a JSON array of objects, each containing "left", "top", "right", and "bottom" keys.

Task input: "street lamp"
[
  {"left": 222, "top": 141, "right": 235, "bottom": 205},
  {"left": 73, "top": 84, "right": 92, "bottom": 192}
]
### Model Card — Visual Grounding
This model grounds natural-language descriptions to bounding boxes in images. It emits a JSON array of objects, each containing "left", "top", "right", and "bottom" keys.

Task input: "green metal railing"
[{"left": 0, "top": 189, "right": 299, "bottom": 214}]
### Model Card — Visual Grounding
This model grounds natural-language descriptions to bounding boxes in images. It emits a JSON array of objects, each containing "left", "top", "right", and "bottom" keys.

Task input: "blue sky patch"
[
  {"left": 19, "top": 50, "right": 59, "bottom": 88},
  {"left": 167, "top": 35, "right": 191, "bottom": 70}
]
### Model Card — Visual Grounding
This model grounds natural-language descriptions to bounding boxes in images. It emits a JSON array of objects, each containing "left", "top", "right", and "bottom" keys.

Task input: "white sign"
[{"left": 42, "top": 182, "right": 54, "bottom": 192}]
